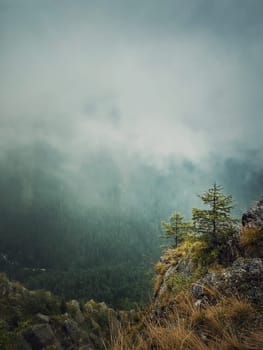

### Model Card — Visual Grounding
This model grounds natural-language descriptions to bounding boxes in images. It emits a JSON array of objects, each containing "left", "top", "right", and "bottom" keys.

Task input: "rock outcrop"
[
  {"left": 155, "top": 196, "right": 263, "bottom": 307},
  {"left": 242, "top": 197, "right": 263, "bottom": 227},
  {"left": 0, "top": 273, "right": 132, "bottom": 350},
  {"left": 191, "top": 257, "right": 263, "bottom": 304}
]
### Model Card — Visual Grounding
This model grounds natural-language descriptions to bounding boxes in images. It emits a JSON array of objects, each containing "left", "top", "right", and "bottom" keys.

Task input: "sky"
[{"left": 1, "top": 0, "right": 263, "bottom": 216}]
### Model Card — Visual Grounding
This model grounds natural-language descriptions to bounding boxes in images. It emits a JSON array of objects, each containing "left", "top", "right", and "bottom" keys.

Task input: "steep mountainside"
[
  {"left": 111, "top": 197, "right": 263, "bottom": 349},
  {"left": 1, "top": 197, "right": 263, "bottom": 349}
]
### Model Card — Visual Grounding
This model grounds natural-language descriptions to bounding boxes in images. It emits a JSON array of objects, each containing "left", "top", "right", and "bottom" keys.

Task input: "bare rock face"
[
  {"left": 158, "top": 256, "right": 194, "bottom": 297},
  {"left": 191, "top": 257, "right": 263, "bottom": 304},
  {"left": 242, "top": 197, "right": 263, "bottom": 228}
]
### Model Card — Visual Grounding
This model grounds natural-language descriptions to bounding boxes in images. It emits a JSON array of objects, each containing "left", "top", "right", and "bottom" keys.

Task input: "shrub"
[
  {"left": 166, "top": 273, "right": 193, "bottom": 294},
  {"left": 0, "top": 320, "right": 15, "bottom": 349},
  {"left": 24, "top": 290, "right": 60, "bottom": 316}
]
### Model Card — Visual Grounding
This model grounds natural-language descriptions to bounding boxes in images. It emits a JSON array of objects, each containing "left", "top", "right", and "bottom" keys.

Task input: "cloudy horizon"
[{"left": 1, "top": 0, "right": 263, "bottom": 215}]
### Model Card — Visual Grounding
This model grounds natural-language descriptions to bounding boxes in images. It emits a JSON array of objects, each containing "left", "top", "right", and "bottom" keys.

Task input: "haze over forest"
[{"left": 0, "top": 0, "right": 263, "bottom": 308}]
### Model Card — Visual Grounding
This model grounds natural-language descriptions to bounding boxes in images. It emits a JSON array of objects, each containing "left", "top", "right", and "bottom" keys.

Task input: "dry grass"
[
  {"left": 136, "top": 233, "right": 263, "bottom": 350},
  {"left": 153, "top": 274, "right": 164, "bottom": 296},
  {"left": 241, "top": 226, "right": 262, "bottom": 247},
  {"left": 240, "top": 226, "right": 263, "bottom": 257},
  {"left": 109, "top": 293, "right": 263, "bottom": 350},
  {"left": 155, "top": 262, "right": 168, "bottom": 275},
  {"left": 110, "top": 318, "right": 211, "bottom": 350},
  {"left": 243, "top": 328, "right": 263, "bottom": 349}
]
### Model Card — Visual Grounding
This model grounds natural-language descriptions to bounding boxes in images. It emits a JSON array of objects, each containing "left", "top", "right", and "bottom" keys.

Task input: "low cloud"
[{"left": 0, "top": 0, "right": 263, "bottom": 213}]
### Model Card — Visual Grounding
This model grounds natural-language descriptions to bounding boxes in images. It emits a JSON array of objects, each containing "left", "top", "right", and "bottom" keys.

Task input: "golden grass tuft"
[
  {"left": 223, "top": 297, "right": 254, "bottom": 326},
  {"left": 240, "top": 225, "right": 263, "bottom": 257},
  {"left": 240, "top": 226, "right": 262, "bottom": 247},
  {"left": 109, "top": 293, "right": 263, "bottom": 350},
  {"left": 243, "top": 328, "right": 263, "bottom": 349},
  {"left": 153, "top": 274, "right": 164, "bottom": 295}
]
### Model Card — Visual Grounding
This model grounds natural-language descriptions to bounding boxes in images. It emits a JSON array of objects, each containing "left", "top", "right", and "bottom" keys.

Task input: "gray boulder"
[
  {"left": 36, "top": 313, "right": 50, "bottom": 323},
  {"left": 191, "top": 257, "right": 263, "bottom": 304},
  {"left": 23, "top": 323, "right": 60, "bottom": 350},
  {"left": 242, "top": 197, "right": 263, "bottom": 228}
]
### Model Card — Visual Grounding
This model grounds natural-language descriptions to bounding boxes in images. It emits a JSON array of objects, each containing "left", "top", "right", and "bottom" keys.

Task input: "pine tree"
[
  {"left": 192, "top": 183, "right": 237, "bottom": 250},
  {"left": 161, "top": 212, "right": 192, "bottom": 247}
]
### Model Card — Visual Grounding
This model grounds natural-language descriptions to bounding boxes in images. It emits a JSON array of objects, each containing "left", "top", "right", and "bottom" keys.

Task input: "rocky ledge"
[{"left": 155, "top": 196, "right": 263, "bottom": 307}]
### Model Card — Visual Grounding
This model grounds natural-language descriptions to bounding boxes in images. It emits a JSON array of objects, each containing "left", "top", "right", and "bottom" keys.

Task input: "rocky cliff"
[
  {"left": 0, "top": 274, "right": 137, "bottom": 350},
  {"left": 143, "top": 197, "right": 263, "bottom": 349},
  {"left": 155, "top": 197, "right": 263, "bottom": 301},
  {"left": 1, "top": 198, "right": 263, "bottom": 350}
]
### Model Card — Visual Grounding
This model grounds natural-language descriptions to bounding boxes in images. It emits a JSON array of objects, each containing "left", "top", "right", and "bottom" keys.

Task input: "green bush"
[
  {"left": 0, "top": 320, "right": 15, "bottom": 349},
  {"left": 24, "top": 290, "right": 60, "bottom": 316},
  {"left": 166, "top": 273, "right": 193, "bottom": 294}
]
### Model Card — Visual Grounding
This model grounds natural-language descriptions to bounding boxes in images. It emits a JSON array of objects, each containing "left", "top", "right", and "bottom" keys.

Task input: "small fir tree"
[
  {"left": 192, "top": 183, "right": 237, "bottom": 251},
  {"left": 161, "top": 212, "right": 192, "bottom": 247}
]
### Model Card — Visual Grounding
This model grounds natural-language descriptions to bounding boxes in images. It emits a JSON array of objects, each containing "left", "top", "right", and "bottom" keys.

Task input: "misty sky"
[{"left": 1, "top": 0, "right": 263, "bottom": 215}]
